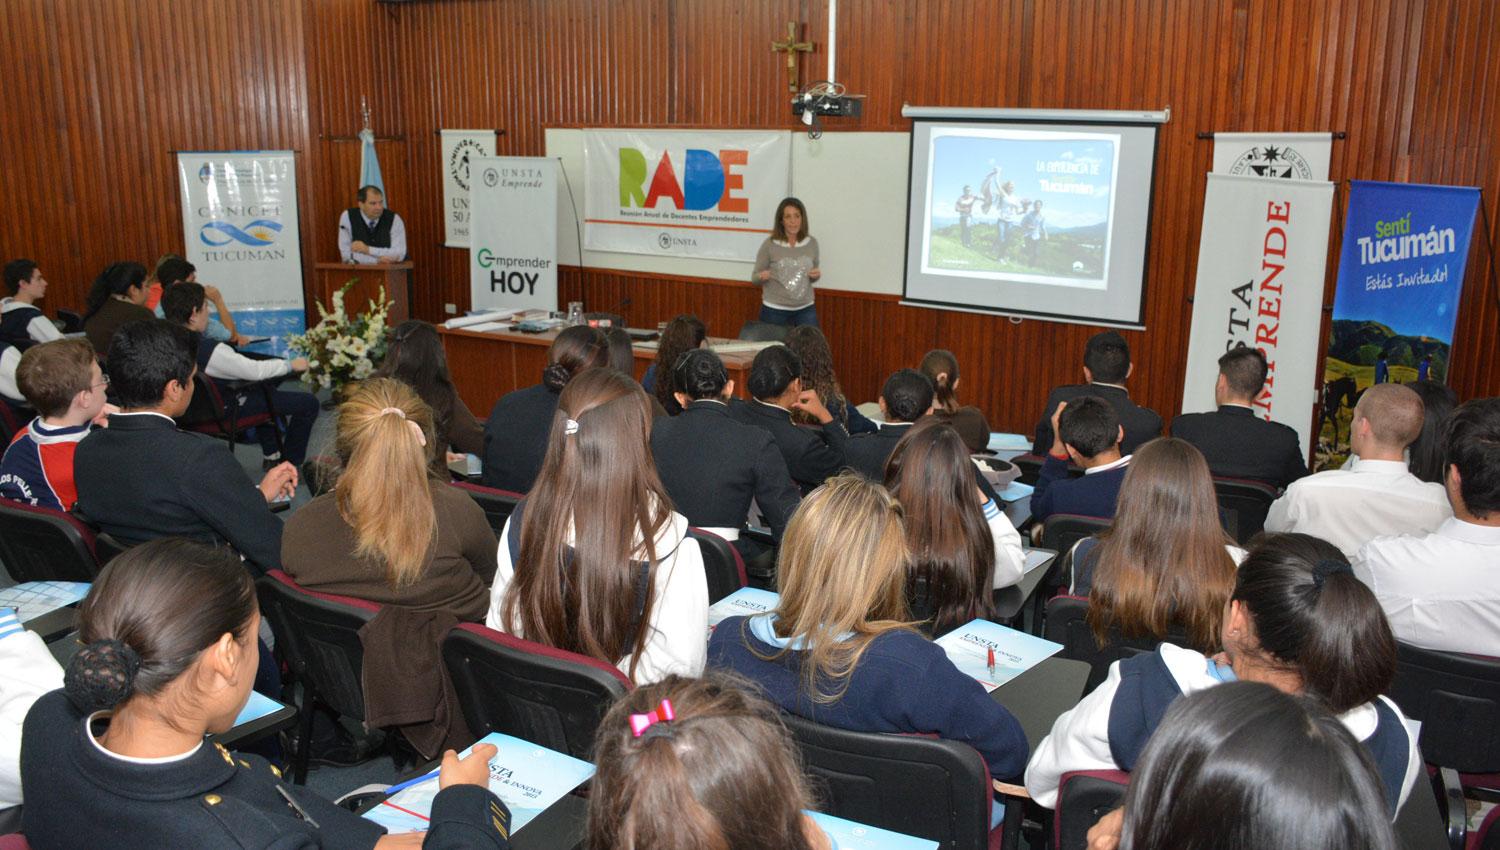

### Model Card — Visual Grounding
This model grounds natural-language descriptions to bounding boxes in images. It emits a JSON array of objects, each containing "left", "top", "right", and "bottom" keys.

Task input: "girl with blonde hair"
[{"left": 281, "top": 377, "right": 498, "bottom": 619}]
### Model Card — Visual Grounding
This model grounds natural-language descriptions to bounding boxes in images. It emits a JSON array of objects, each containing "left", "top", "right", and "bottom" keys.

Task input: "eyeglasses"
[{"left": 91, "top": 373, "right": 111, "bottom": 391}]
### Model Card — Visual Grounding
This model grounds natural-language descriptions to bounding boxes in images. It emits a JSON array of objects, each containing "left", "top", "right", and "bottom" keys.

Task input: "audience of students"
[
  {"left": 1407, "top": 379, "right": 1459, "bottom": 484},
  {"left": 1267, "top": 383, "right": 1450, "bottom": 556},
  {"left": 480, "top": 324, "right": 608, "bottom": 493},
  {"left": 841, "top": 368, "right": 933, "bottom": 483},
  {"left": 646, "top": 314, "right": 706, "bottom": 416},
  {"left": 487, "top": 367, "right": 708, "bottom": 684},
  {"left": 588, "top": 673, "right": 829, "bottom": 850},
  {"left": 883, "top": 419, "right": 1025, "bottom": 635},
  {"left": 919, "top": 348, "right": 992, "bottom": 451},
  {"left": 282, "top": 378, "right": 497, "bottom": 620},
  {"left": 74, "top": 320, "right": 296, "bottom": 575},
  {"left": 784, "top": 325, "right": 877, "bottom": 434},
  {"left": 161, "top": 281, "right": 318, "bottom": 467},
  {"left": 1071, "top": 438, "right": 1242, "bottom": 652},
  {"left": 650, "top": 349, "right": 801, "bottom": 545},
  {"left": 732, "top": 344, "right": 849, "bottom": 493},
  {"left": 707, "top": 474, "right": 1029, "bottom": 794},
  {"left": 1026, "top": 533, "right": 1420, "bottom": 814},
  {"left": 1033, "top": 331, "right": 1161, "bottom": 455},
  {"left": 0, "top": 339, "right": 112, "bottom": 511},
  {"left": 149, "top": 256, "right": 244, "bottom": 345},
  {"left": 1032, "top": 396, "right": 1130, "bottom": 523},
  {"left": 0, "top": 259, "right": 62, "bottom": 347},
  {"left": 82, "top": 261, "right": 154, "bottom": 358},
  {"left": 20, "top": 538, "right": 512, "bottom": 848},
  {"left": 373, "top": 319, "right": 484, "bottom": 479},
  {"left": 0, "top": 605, "right": 63, "bottom": 811},
  {"left": 1355, "top": 397, "right": 1500, "bottom": 656},
  {"left": 1171, "top": 346, "right": 1307, "bottom": 489}
]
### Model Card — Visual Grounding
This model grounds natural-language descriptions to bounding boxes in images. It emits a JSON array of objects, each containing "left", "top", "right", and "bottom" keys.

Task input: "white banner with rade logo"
[
  {"left": 469, "top": 157, "right": 558, "bottom": 314},
  {"left": 441, "top": 130, "right": 499, "bottom": 248}
]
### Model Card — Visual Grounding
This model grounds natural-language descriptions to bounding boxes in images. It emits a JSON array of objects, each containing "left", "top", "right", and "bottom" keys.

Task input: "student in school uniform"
[
  {"left": 920, "top": 349, "right": 992, "bottom": 452},
  {"left": 1024, "top": 533, "right": 1422, "bottom": 816},
  {"left": 731, "top": 344, "right": 849, "bottom": 494},
  {"left": 650, "top": 349, "right": 801, "bottom": 548},
  {"left": 1171, "top": 346, "right": 1308, "bottom": 489},
  {"left": 645, "top": 314, "right": 706, "bottom": 416},
  {"left": 1032, "top": 331, "right": 1162, "bottom": 455},
  {"left": 487, "top": 368, "right": 708, "bottom": 685},
  {"left": 0, "top": 339, "right": 113, "bottom": 512},
  {"left": 1031, "top": 396, "right": 1131, "bottom": 523},
  {"left": 784, "top": 325, "right": 877, "bottom": 435},
  {"left": 20, "top": 538, "right": 512, "bottom": 849},
  {"left": 841, "top": 369, "right": 934, "bottom": 483},
  {"left": 373, "top": 320, "right": 486, "bottom": 480},
  {"left": 708, "top": 474, "right": 1029, "bottom": 805},
  {"left": 82, "top": 262, "right": 155, "bottom": 359},
  {"left": 0, "top": 259, "right": 62, "bottom": 347}
]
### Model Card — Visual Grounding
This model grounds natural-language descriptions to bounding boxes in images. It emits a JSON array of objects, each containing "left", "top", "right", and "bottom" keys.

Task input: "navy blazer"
[
  {"left": 841, "top": 421, "right": 915, "bottom": 482},
  {"left": 1170, "top": 405, "right": 1308, "bottom": 490},
  {"left": 730, "top": 399, "right": 850, "bottom": 493},
  {"left": 74, "top": 412, "right": 284, "bottom": 574},
  {"left": 1032, "top": 454, "right": 1128, "bottom": 522},
  {"left": 1032, "top": 383, "right": 1163, "bottom": 456},
  {"left": 480, "top": 383, "right": 559, "bottom": 493}
]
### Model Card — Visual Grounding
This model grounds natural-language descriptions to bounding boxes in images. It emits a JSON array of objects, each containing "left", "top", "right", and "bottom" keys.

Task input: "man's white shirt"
[
  {"left": 337, "top": 210, "right": 407, "bottom": 264},
  {"left": 1265, "top": 458, "right": 1451, "bottom": 557},
  {"left": 1354, "top": 517, "right": 1500, "bottom": 657}
]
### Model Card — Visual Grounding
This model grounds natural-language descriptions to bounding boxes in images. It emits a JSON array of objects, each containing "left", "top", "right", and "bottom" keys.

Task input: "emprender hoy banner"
[
  {"left": 582, "top": 129, "right": 791, "bottom": 260},
  {"left": 469, "top": 156, "right": 558, "bottom": 314}
]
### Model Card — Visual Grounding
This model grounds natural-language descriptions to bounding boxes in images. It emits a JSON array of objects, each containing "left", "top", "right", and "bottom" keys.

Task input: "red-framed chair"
[
  {"left": 0, "top": 501, "right": 116, "bottom": 582},
  {"left": 686, "top": 528, "right": 747, "bottom": 604},
  {"left": 1053, "top": 769, "right": 1129, "bottom": 850},
  {"left": 178, "top": 372, "right": 284, "bottom": 457},
  {"left": 449, "top": 481, "right": 524, "bottom": 536}
]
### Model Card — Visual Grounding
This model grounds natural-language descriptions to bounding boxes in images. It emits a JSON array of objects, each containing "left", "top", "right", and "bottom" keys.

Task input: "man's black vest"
[{"left": 346, "top": 208, "right": 395, "bottom": 248}]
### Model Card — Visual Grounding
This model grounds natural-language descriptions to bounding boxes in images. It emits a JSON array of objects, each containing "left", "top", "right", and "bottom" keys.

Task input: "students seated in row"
[
  {"left": 1025, "top": 534, "right": 1420, "bottom": 814},
  {"left": 481, "top": 324, "right": 608, "bottom": 492},
  {"left": 919, "top": 348, "right": 991, "bottom": 450},
  {"left": 1267, "top": 383, "right": 1449, "bottom": 557},
  {"left": 785, "top": 325, "right": 877, "bottom": 434},
  {"left": 1033, "top": 331, "right": 1161, "bottom": 455},
  {"left": 373, "top": 320, "right": 485, "bottom": 479},
  {"left": 82, "top": 261, "right": 154, "bottom": 358},
  {"left": 0, "top": 259, "right": 62, "bottom": 346},
  {"left": 1072, "top": 438, "right": 1242, "bottom": 652},
  {"left": 1407, "top": 379, "right": 1458, "bottom": 484},
  {"left": 650, "top": 349, "right": 801, "bottom": 545},
  {"left": 74, "top": 320, "right": 296, "bottom": 575},
  {"left": 1032, "top": 396, "right": 1130, "bottom": 523},
  {"left": 708, "top": 475, "right": 1029, "bottom": 794},
  {"left": 282, "top": 378, "right": 498, "bottom": 620},
  {"left": 20, "top": 538, "right": 512, "bottom": 849},
  {"left": 487, "top": 368, "right": 708, "bottom": 684},
  {"left": 590, "top": 673, "right": 832, "bottom": 850},
  {"left": 732, "top": 344, "right": 849, "bottom": 493},
  {"left": 149, "top": 256, "right": 245, "bottom": 345},
  {"left": 0, "top": 606, "right": 63, "bottom": 811},
  {"left": 0, "top": 340, "right": 111, "bottom": 511},
  {"left": 1171, "top": 346, "right": 1307, "bottom": 489},
  {"left": 646, "top": 313, "right": 705, "bottom": 416},
  {"left": 884, "top": 419, "right": 1025, "bottom": 635},
  {"left": 1356, "top": 397, "right": 1500, "bottom": 657},
  {"left": 842, "top": 368, "right": 933, "bottom": 482},
  {"left": 162, "top": 281, "right": 319, "bottom": 467},
  {"left": 1090, "top": 683, "right": 1399, "bottom": 850}
]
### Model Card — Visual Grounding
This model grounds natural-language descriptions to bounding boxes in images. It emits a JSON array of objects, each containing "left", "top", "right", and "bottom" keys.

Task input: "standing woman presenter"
[{"left": 753, "top": 197, "right": 821, "bottom": 327}]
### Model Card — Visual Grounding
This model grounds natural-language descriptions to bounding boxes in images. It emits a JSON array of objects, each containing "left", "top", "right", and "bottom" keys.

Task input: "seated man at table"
[
  {"left": 1171, "top": 345, "right": 1307, "bottom": 489},
  {"left": 1032, "top": 331, "right": 1162, "bottom": 455},
  {"left": 842, "top": 369, "right": 935, "bottom": 482},
  {"left": 731, "top": 344, "right": 848, "bottom": 493},
  {"left": 73, "top": 320, "right": 297, "bottom": 575},
  {"left": 338, "top": 185, "right": 407, "bottom": 264},
  {"left": 1032, "top": 395, "right": 1130, "bottom": 523}
]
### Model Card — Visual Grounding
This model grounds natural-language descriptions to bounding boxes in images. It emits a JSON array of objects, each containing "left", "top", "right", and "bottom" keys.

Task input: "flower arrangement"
[{"left": 286, "top": 280, "right": 392, "bottom": 393}]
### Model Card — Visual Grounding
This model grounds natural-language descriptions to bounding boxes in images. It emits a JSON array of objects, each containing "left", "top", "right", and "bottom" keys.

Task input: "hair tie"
[
  {"left": 564, "top": 418, "right": 580, "bottom": 436},
  {"left": 376, "top": 406, "right": 427, "bottom": 447},
  {"left": 64, "top": 638, "right": 142, "bottom": 714},
  {"left": 629, "top": 699, "right": 675, "bottom": 739},
  {"left": 1311, "top": 558, "right": 1353, "bottom": 590}
]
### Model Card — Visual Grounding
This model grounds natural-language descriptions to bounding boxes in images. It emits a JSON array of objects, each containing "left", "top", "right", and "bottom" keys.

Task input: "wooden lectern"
[{"left": 313, "top": 262, "right": 411, "bottom": 322}]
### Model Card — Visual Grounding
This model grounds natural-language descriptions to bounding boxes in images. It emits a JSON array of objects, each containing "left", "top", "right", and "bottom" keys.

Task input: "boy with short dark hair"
[
  {"left": 842, "top": 369, "right": 935, "bottom": 482},
  {"left": 1032, "top": 330, "right": 1163, "bottom": 454},
  {"left": 0, "top": 259, "right": 62, "bottom": 347},
  {"left": 1032, "top": 394, "right": 1131, "bottom": 522},
  {"left": 0, "top": 339, "right": 111, "bottom": 511}
]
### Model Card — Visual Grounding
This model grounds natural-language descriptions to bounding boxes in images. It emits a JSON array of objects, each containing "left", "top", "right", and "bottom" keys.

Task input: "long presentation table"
[{"left": 439, "top": 326, "right": 760, "bottom": 417}]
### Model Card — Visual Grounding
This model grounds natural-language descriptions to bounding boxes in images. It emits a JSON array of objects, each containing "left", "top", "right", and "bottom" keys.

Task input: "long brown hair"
[
  {"left": 885, "top": 419, "right": 995, "bottom": 634},
  {"left": 919, "top": 349, "right": 962, "bottom": 413},
  {"left": 335, "top": 378, "right": 438, "bottom": 587},
  {"left": 1087, "top": 438, "right": 1237, "bottom": 652},
  {"left": 373, "top": 320, "right": 457, "bottom": 450},
  {"left": 652, "top": 314, "right": 706, "bottom": 412},
  {"left": 504, "top": 368, "right": 675, "bottom": 681},
  {"left": 763, "top": 474, "right": 914, "bottom": 703},
  {"left": 587, "top": 673, "right": 817, "bottom": 850},
  {"left": 784, "top": 324, "right": 848, "bottom": 427}
]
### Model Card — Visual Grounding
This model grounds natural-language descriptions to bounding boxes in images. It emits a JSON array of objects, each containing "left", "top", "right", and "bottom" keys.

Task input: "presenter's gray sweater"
[{"left": 752, "top": 237, "right": 820, "bottom": 310}]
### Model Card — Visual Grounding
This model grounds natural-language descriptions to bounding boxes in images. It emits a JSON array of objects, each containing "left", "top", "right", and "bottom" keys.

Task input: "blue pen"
[{"left": 383, "top": 767, "right": 441, "bottom": 796}]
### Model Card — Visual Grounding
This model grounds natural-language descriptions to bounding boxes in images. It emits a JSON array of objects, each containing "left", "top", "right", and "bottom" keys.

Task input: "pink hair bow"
[{"left": 628, "top": 699, "right": 676, "bottom": 738}]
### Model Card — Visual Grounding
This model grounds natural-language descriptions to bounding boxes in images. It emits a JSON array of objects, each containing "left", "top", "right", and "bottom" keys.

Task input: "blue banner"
[{"left": 1316, "top": 180, "right": 1480, "bottom": 469}]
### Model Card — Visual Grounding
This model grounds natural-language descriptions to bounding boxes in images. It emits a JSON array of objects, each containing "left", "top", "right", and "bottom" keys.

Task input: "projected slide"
[
  {"left": 922, "top": 130, "right": 1119, "bottom": 288},
  {"left": 903, "top": 116, "right": 1160, "bottom": 327}
]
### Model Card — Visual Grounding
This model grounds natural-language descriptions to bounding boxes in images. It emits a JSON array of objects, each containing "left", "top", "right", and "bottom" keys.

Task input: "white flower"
[
  {"left": 331, "top": 352, "right": 350, "bottom": 369},
  {"left": 347, "top": 337, "right": 368, "bottom": 357},
  {"left": 352, "top": 358, "right": 373, "bottom": 379}
]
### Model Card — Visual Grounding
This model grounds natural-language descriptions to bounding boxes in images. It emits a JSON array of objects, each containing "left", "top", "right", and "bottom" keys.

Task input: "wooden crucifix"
[{"left": 771, "top": 21, "right": 813, "bottom": 92}]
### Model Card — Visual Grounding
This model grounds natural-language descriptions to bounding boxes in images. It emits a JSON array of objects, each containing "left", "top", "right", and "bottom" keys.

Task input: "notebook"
[
  {"left": 934, "top": 619, "right": 1063, "bottom": 692},
  {"left": 808, "top": 811, "right": 940, "bottom": 850},
  {"left": 0, "top": 581, "right": 90, "bottom": 622},
  {"left": 706, "top": 587, "right": 780, "bottom": 639}
]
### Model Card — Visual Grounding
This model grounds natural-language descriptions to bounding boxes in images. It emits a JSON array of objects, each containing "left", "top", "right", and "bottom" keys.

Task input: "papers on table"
[
  {"left": 443, "top": 308, "right": 522, "bottom": 330},
  {"left": 448, "top": 453, "right": 483, "bottom": 476},
  {"left": 233, "top": 690, "right": 288, "bottom": 726},
  {"left": 935, "top": 618, "right": 1062, "bottom": 693},
  {"left": 706, "top": 587, "right": 779, "bottom": 639},
  {"left": 0, "top": 581, "right": 89, "bottom": 622},
  {"left": 463, "top": 321, "right": 511, "bottom": 333},
  {"left": 986, "top": 432, "right": 1033, "bottom": 454},
  {"left": 995, "top": 480, "right": 1034, "bottom": 503},
  {"left": 365, "top": 733, "right": 595, "bottom": 835},
  {"left": 808, "top": 811, "right": 939, "bottom": 850},
  {"left": 709, "top": 340, "right": 781, "bottom": 355},
  {"left": 1023, "top": 548, "right": 1054, "bottom": 574}
]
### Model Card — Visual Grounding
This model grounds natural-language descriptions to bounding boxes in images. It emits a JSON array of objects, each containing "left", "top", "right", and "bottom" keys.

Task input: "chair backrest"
[
  {"left": 1390, "top": 641, "right": 1500, "bottom": 774},
  {"left": 0, "top": 833, "right": 32, "bottom": 850},
  {"left": 1039, "top": 514, "right": 1112, "bottom": 555},
  {"left": 255, "top": 570, "right": 379, "bottom": 721},
  {"left": 1055, "top": 770, "right": 1129, "bottom": 850},
  {"left": 1211, "top": 476, "right": 1279, "bottom": 545},
  {"left": 1011, "top": 452, "right": 1085, "bottom": 486},
  {"left": 451, "top": 481, "right": 524, "bottom": 535},
  {"left": 442, "top": 623, "right": 630, "bottom": 761},
  {"left": 782, "top": 713, "right": 992, "bottom": 849},
  {"left": 1043, "top": 595, "right": 1184, "bottom": 693},
  {"left": 56, "top": 308, "right": 84, "bottom": 334},
  {"left": 686, "top": 528, "right": 746, "bottom": 604},
  {"left": 737, "top": 320, "right": 789, "bottom": 342},
  {"left": 0, "top": 501, "right": 102, "bottom": 582}
]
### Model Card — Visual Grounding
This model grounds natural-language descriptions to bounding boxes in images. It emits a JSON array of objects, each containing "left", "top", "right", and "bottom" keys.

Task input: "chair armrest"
[
  {"left": 994, "top": 780, "right": 1031, "bottom": 799},
  {"left": 1440, "top": 767, "right": 1467, "bottom": 850}
]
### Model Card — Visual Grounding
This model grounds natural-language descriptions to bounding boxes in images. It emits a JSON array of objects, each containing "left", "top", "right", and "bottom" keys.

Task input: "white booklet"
[
  {"left": 364, "top": 732, "right": 595, "bottom": 835},
  {"left": 934, "top": 619, "right": 1063, "bottom": 692},
  {"left": 706, "top": 587, "right": 780, "bottom": 639},
  {"left": 808, "top": 810, "right": 940, "bottom": 849},
  {"left": 0, "top": 581, "right": 89, "bottom": 622}
]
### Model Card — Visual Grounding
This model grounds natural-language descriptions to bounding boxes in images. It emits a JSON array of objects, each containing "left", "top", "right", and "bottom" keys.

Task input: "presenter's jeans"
[
  {"left": 236, "top": 386, "right": 320, "bottom": 465},
  {"left": 759, "top": 304, "right": 819, "bottom": 328}
]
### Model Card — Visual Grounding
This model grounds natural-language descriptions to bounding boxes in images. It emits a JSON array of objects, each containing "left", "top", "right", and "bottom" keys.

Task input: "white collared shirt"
[
  {"left": 1355, "top": 517, "right": 1500, "bottom": 656},
  {"left": 1265, "top": 458, "right": 1452, "bottom": 557},
  {"left": 1083, "top": 454, "right": 1131, "bottom": 475},
  {"left": 337, "top": 209, "right": 408, "bottom": 264}
]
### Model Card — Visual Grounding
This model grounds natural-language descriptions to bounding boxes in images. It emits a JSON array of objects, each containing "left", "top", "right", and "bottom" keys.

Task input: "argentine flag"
[{"left": 359, "top": 127, "right": 385, "bottom": 197}]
